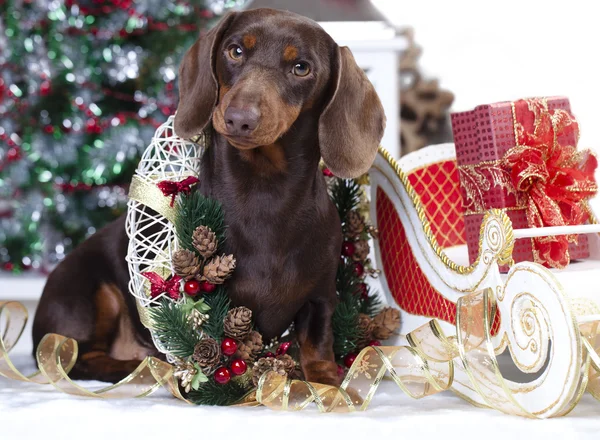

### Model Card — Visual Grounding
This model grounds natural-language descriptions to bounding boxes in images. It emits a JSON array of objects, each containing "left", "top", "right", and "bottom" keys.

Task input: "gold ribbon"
[
  {"left": 128, "top": 175, "right": 178, "bottom": 224},
  {"left": 2, "top": 291, "right": 600, "bottom": 416}
]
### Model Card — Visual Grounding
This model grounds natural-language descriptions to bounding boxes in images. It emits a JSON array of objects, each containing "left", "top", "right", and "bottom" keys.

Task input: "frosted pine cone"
[
  {"left": 345, "top": 210, "right": 365, "bottom": 238},
  {"left": 223, "top": 307, "right": 253, "bottom": 339},
  {"left": 192, "top": 226, "right": 218, "bottom": 259},
  {"left": 172, "top": 249, "right": 201, "bottom": 280},
  {"left": 235, "top": 331, "right": 263, "bottom": 361},
  {"left": 251, "top": 357, "right": 288, "bottom": 386},
  {"left": 352, "top": 240, "right": 370, "bottom": 262},
  {"left": 202, "top": 254, "right": 236, "bottom": 284},
  {"left": 372, "top": 307, "right": 400, "bottom": 340},
  {"left": 356, "top": 313, "right": 375, "bottom": 349}
]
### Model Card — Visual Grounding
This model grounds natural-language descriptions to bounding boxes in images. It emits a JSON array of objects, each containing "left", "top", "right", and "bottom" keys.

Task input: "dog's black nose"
[{"left": 224, "top": 107, "right": 259, "bottom": 136}]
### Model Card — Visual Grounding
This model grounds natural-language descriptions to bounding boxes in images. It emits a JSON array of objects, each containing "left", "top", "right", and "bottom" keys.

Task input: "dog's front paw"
[{"left": 302, "top": 360, "right": 341, "bottom": 387}]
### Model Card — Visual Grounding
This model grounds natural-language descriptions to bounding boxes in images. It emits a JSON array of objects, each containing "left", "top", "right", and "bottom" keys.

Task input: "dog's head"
[{"left": 174, "top": 8, "right": 385, "bottom": 178}]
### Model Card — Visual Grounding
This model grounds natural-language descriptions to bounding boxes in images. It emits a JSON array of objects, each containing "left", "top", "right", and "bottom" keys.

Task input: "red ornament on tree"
[
  {"left": 85, "top": 118, "right": 99, "bottom": 134},
  {"left": 43, "top": 125, "right": 54, "bottom": 134},
  {"left": 344, "top": 352, "right": 357, "bottom": 368},
  {"left": 183, "top": 280, "right": 200, "bottom": 296},
  {"left": 342, "top": 241, "right": 355, "bottom": 257},
  {"left": 354, "top": 262, "right": 364, "bottom": 277},
  {"left": 7, "top": 147, "right": 21, "bottom": 162},
  {"left": 200, "top": 281, "right": 216, "bottom": 293},
  {"left": 230, "top": 359, "right": 247, "bottom": 376},
  {"left": 221, "top": 338, "right": 238, "bottom": 356},
  {"left": 39, "top": 80, "right": 51, "bottom": 96},
  {"left": 214, "top": 367, "right": 231, "bottom": 384}
]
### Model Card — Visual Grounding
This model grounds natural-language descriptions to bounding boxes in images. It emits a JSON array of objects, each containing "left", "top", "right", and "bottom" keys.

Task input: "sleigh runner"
[{"left": 369, "top": 143, "right": 600, "bottom": 417}]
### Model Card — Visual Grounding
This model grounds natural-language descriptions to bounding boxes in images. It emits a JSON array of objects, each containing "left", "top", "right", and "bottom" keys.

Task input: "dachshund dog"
[{"left": 32, "top": 8, "right": 385, "bottom": 387}]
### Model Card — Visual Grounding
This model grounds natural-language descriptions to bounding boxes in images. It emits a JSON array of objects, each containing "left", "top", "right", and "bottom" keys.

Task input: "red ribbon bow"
[
  {"left": 502, "top": 99, "right": 598, "bottom": 269},
  {"left": 141, "top": 271, "right": 182, "bottom": 299},
  {"left": 157, "top": 176, "right": 200, "bottom": 207}
]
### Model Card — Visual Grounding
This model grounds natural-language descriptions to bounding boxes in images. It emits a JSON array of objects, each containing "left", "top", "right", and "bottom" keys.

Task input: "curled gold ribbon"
[
  {"left": 256, "top": 288, "right": 600, "bottom": 417},
  {"left": 3, "top": 292, "right": 600, "bottom": 416},
  {"left": 0, "top": 301, "right": 189, "bottom": 402}
]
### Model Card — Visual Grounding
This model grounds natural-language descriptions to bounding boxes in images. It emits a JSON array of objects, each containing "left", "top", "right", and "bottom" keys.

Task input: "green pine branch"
[
  {"left": 175, "top": 191, "right": 226, "bottom": 253},
  {"left": 187, "top": 375, "right": 252, "bottom": 406},
  {"left": 329, "top": 178, "right": 361, "bottom": 224},
  {"left": 148, "top": 298, "right": 201, "bottom": 358},
  {"left": 360, "top": 285, "right": 383, "bottom": 317},
  {"left": 201, "top": 286, "right": 231, "bottom": 342}
]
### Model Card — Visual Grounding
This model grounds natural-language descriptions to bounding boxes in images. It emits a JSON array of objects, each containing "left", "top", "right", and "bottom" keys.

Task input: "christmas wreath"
[{"left": 131, "top": 125, "right": 399, "bottom": 406}]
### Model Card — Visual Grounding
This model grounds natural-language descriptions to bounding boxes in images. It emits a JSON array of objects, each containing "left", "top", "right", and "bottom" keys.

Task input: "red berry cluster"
[
  {"left": 212, "top": 338, "right": 247, "bottom": 385},
  {"left": 183, "top": 280, "right": 216, "bottom": 296}
]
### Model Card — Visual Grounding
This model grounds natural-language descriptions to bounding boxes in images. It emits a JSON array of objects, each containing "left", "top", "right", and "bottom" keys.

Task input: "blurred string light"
[{"left": 0, "top": 0, "right": 245, "bottom": 274}]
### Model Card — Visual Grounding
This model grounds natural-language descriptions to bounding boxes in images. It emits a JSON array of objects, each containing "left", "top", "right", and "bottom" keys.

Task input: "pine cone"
[
  {"left": 223, "top": 306, "right": 253, "bottom": 339},
  {"left": 372, "top": 307, "right": 401, "bottom": 340},
  {"left": 352, "top": 240, "right": 370, "bottom": 262},
  {"left": 172, "top": 249, "right": 201, "bottom": 280},
  {"left": 201, "top": 254, "right": 236, "bottom": 284},
  {"left": 345, "top": 210, "right": 365, "bottom": 238},
  {"left": 235, "top": 331, "right": 263, "bottom": 362},
  {"left": 192, "top": 226, "right": 218, "bottom": 259},
  {"left": 276, "top": 354, "right": 296, "bottom": 376},
  {"left": 251, "top": 357, "right": 288, "bottom": 386},
  {"left": 356, "top": 313, "right": 375, "bottom": 349},
  {"left": 192, "top": 338, "right": 221, "bottom": 370}
]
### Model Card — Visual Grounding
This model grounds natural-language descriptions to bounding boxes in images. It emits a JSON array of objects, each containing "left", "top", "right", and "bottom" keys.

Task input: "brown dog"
[{"left": 32, "top": 8, "right": 385, "bottom": 386}]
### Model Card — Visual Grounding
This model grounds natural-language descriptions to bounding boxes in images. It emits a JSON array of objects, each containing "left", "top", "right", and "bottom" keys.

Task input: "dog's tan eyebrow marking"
[
  {"left": 243, "top": 34, "right": 256, "bottom": 49},
  {"left": 283, "top": 45, "right": 298, "bottom": 62}
]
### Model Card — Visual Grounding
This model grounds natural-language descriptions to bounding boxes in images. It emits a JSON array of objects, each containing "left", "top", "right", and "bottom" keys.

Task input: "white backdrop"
[{"left": 373, "top": 0, "right": 600, "bottom": 155}]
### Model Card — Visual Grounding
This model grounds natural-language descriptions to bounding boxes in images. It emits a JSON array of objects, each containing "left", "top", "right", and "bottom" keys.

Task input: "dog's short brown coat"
[{"left": 32, "top": 8, "right": 385, "bottom": 386}]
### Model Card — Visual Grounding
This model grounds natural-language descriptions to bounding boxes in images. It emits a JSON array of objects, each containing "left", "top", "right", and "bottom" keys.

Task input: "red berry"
[
  {"left": 344, "top": 352, "right": 357, "bottom": 368},
  {"left": 368, "top": 340, "right": 382, "bottom": 347},
  {"left": 322, "top": 168, "right": 334, "bottom": 177},
  {"left": 337, "top": 364, "right": 345, "bottom": 377},
  {"left": 214, "top": 367, "right": 231, "bottom": 384},
  {"left": 43, "top": 125, "right": 54, "bottom": 134},
  {"left": 359, "top": 283, "right": 368, "bottom": 300},
  {"left": 342, "top": 241, "right": 355, "bottom": 257},
  {"left": 230, "top": 359, "right": 247, "bottom": 376},
  {"left": 3, "top": 262, "right": 14, "bottom": 272},
  {"left": 183, "top": 280, "right": 200, "bottom": 296},
  {"left": 276, "top": 341, "right": 291, "bottom": 356},
  {"left": 221, "top": 338, "right": 238, "bottom": 356},
  {"left": 354, "top": 262, "right": 364, "bottom": 277},
  {"left": 200, "top": 281, "right": 216, "bottom": 293},
  {"left": 264, "top": 352, "right": 275, "bottom": 358}
]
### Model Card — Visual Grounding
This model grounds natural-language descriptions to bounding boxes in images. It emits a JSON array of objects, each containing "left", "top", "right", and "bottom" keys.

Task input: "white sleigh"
[{"left": 368, "top": 144, "right": 600, "bottom": 418}]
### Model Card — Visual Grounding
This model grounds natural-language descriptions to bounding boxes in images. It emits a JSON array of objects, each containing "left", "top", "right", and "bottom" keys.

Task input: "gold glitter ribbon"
[
  {"left": 128, "top": 175, "right": 178, "bottom": 224},
  {"left": 0, "top": 301, "right": 189, "bottom": 403},
  {"left": 256, "top": 288, "right": 600, "bottom": 417},
  {"left": 2, "top": 290, "right": 600, "bottom": 416}
]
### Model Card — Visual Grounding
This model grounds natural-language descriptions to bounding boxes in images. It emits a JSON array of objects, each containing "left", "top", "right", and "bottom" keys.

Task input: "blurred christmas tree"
[{"left": 0, "top": 0, "right": 244, "bottom": 274}]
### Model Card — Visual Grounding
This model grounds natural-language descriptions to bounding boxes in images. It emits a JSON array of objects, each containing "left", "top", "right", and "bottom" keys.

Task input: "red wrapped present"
[{"left": 451, "top": 97, "right": 598, "bottom": 270}]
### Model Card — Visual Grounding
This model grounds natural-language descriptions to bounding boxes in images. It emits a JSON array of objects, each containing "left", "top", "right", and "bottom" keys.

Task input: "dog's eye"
[
  {"left": 292, "top": 62, "right": 311, "bottom": 77},
  {"left": 228, "top": 45, "right": 243, "bottom": 60}
]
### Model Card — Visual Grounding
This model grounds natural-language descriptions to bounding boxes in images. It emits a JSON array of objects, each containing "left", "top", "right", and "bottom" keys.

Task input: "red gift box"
[{"left": 451, "top": 97, "right": 597, "bottom": 270}]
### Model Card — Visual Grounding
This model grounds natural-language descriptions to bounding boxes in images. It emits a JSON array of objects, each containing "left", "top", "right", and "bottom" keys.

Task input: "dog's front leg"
[{"left": 294, "top": 291, "right": 341, "bottom": 387}]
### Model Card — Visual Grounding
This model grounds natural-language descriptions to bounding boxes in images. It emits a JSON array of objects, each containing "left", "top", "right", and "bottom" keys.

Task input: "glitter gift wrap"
[{"left": 451, "top": 97, "right": 595, "bottom": 270}]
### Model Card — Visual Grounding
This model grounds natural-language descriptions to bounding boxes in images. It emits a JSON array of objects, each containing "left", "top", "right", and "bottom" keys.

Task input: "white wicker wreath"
[{"left": 125, "top": 115, "right": 205, "bottom": 359}]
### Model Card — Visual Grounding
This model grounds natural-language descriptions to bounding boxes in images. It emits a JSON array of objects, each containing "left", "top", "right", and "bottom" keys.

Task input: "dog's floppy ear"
[
  {"left": 174, "top": 12, "right": 237, "bottom": 139},
  {"left": 318, "top": 46, "right": 386, "bottom": 179}
]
